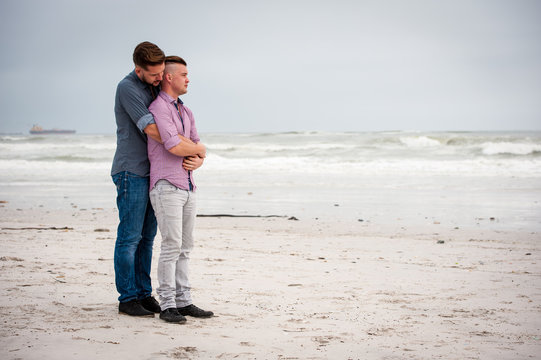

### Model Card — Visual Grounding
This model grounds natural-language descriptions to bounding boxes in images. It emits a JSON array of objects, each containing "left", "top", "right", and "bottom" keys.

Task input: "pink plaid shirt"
[{"left": 148, "top": 91, "right": 200, "bottom": 191}]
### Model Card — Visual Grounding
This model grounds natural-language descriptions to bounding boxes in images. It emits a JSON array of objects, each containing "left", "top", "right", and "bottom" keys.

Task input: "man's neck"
[
  {"left": 135, "top": 69, "right": 145, "bottom": 82},
  {"left": 163, "top": 87, "right": 179, "bottom": 100},
  {"left": 135, "top": 70, "right": 154, "bottom": 87}
]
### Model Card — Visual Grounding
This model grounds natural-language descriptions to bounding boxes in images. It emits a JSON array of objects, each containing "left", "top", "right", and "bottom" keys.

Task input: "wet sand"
[{"left": 0, "top": 205, "right": 540, "bottom": 359}]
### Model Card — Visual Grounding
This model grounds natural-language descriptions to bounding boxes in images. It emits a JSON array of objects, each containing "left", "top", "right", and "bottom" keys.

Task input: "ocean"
[{"left": 1, "top": 131, "right": 540, "bottom": 231}]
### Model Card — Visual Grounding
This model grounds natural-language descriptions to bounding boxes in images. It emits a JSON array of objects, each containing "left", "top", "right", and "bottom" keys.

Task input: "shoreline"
[{"left": 1, "top": 205, "right": 540, "bottom": 359}]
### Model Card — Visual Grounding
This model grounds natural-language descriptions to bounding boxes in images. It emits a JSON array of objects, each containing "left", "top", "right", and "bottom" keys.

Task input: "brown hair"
[
  {"left": 165, "top": 55, "right": 187, "bottom": 66},
  {"left": 133, "top": 41, "right": 165, "bottom": 69}
]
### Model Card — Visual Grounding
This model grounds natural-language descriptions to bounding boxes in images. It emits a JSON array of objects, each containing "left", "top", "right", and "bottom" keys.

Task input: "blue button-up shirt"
[{"left": 111, "top": 70, "right": 160, "bottom": 177}]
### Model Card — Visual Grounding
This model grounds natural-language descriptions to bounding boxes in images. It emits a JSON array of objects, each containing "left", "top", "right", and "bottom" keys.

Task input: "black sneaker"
[
  {"left": 119, "top": 299, "right": 154, "bottom": 317},
  {"left": 160, "top": 308, "right": 187, "bottom": 323},
  {"left": 177, "top": 304, "right": 214, "bottom": 318},
  {"left": 140, "top": 296, "right": 161, "bottom": 313}
]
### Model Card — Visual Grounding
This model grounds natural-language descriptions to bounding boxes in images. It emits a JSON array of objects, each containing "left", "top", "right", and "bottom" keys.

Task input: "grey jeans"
[{"left": 149, "top": 180, "right": 196, "bottom": 310}]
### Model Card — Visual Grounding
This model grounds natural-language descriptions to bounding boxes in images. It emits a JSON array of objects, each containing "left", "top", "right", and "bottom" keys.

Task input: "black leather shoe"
[
  {"left": 177, "top": 304, "right": 214, "bottom": 318},
  {"left": 140, "top": 296, "right": 161, "bottom": 313},
  {"left": 119, "top": 299, "right": 154, "bottom": 317},
  {"left": 160, "top": 308, "right": 187, "bottom": 323}
]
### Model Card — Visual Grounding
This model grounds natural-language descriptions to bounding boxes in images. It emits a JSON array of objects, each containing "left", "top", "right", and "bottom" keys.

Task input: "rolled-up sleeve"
[
  {"left": 163, "top": 133, "right": 181, "bottom": 150},
  {"left": 149, "top": 99, "right": 181, "bottom": 150},
  {"left": 137, "top": 113, "right": 155, "bottom": 132},
  {"left": 117, "top": 81, "right": 155, "bottom": 132}
]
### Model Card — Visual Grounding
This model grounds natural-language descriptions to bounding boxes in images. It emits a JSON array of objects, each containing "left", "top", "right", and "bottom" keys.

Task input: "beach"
[
  {"left": 3, "top": 0, "right": 541, "bottom": 356},
  {"left": 1, "top": 131, "right": 540, "bottom": 359},
  {"left": 1, "top": 204, "right": 540, "bottom": 359}
]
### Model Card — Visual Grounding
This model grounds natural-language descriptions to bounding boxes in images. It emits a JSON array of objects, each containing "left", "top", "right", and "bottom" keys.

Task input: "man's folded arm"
[
  {"left": 144, "top": 123, "right": 198, "bottom": 148},
  {"left": 167, "top": 140, "right": 206, "bottom": 158}
]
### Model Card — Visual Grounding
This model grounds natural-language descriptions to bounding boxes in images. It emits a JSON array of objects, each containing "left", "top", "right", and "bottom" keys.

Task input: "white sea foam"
[
  {"left": 480, "top": 142, "right": 541, "bottom": 156},
  {"left": 2, "top": 132, "right": 540, "bottom": 231},
  {"left": 201, "top": 154, "right": 541, "bottom": 177},
  {"left": 208, "top": 142, "right": 356, "bottom": 153},
  {"left": 0, "top": 142, "right": 114, "bottom": 164},
  {"left": 2, "top": 132, "right": 541, "bottom": 187},
  {"left": 0, "top": 136, "right": 28, "bottom": 141},
  {"left": 0, "top": 159, "right": 110, "bottom": 183},
  {"left": 399, "top": 136, "right": 442, "bottom": 148}
]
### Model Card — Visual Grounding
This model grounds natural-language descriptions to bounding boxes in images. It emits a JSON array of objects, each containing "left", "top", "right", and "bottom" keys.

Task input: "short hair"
[
  {"left": 133, "top": 41, "right": 165, "bottom": 69},
  {"left": 165, "top": 55, "right": 187, "bottom": 66}
]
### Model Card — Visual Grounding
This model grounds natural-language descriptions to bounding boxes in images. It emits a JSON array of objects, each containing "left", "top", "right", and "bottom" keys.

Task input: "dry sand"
[{"left": 0, "top": 205, "right": 540, "bottom": 359}]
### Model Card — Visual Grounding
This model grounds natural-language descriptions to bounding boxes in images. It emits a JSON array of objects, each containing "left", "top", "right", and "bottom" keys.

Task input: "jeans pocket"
[
  {"left": 156, "top": 180, "right": 177, "bottom": 194},
  {"left": 126, "top": 172, "right": 146, "bottom": 179},
  {"left": 112, "top": 172, "right": 124, "bottom": 191}
]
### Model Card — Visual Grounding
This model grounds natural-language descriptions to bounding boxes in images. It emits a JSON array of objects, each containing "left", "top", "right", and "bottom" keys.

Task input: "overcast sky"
[{"left": 1, "top": 0, "right": 540, "bottom": 134}]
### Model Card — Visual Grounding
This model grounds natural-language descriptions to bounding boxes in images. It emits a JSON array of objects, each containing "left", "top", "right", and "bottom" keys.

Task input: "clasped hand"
[{"left": 183, "top": 155, "right": 204, "bottom": 171}]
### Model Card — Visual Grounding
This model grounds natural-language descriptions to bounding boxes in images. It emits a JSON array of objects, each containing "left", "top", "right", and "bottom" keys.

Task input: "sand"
[{"left": 0, "top": 205, "right": 540, "bottom": 359}]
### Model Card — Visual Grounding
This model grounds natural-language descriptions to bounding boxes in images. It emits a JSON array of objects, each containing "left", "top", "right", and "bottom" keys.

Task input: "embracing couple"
[{"left": 111, "top": 41, "right": 213, "bottom": 324}]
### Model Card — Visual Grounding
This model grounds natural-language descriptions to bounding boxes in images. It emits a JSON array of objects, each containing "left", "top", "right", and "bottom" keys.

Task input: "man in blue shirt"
[{"left": 111, "top": 41, "right": 165, "bottom": 317}]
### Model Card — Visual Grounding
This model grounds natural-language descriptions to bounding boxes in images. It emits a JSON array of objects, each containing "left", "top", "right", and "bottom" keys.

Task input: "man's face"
[
  {"left": 170, "top": 64, "right": 189, "bottom": 95},
  {"left": 136, "top": 63, "right": 165, "bottom": 86}
]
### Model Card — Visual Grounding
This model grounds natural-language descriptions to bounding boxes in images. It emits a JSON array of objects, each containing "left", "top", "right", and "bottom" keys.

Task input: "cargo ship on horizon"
[{"left": 29, "top": 125, "right": 76, "bottom": 135}]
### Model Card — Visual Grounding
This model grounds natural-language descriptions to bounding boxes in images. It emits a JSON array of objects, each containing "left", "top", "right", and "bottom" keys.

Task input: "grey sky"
[{"left": 1, "top": 0, "right": 540, "bottom": 134}]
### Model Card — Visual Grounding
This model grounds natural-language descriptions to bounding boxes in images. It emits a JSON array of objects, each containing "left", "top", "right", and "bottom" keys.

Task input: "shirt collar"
[{"left": 158, "top": 90, "right": 183, "bottom": 105}]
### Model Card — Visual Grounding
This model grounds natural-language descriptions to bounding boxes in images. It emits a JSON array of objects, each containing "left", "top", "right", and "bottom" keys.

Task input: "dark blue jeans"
[{"left": 112, "top": 171, "right": 157, "bottom": 303}]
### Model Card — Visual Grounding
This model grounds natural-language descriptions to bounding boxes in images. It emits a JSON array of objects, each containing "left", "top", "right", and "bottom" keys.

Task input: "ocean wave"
[
  {"left": 201, "top": 154, "right": 541, "bottom": 177},
  {"left": 0, "top": 135, "right": 27, "bottom": 141},
  {"left": 208, "top": 142, "right": 356, "bottom": 153},
  {"left": 0, "top": 142, "right": 115, "bottom": 151},
  {"left": 0, "top": 159, "right": 109, "bottom": 171},
  {"left": 0, "top": 135, "right": 48, "bottom": 142},
  {"left": 33, "top": 155, "right": 110, "bottom": 163},
  {"left": 480, "top": 142, "right": 541, "bottom": 156},
  {"left": 2, "top": 132, "right": 541, "bottom": 179},
  {"left": 399, "top": 136, "right": 442, "bottom": 148},
  {"left": 82, "top": 143, "right": 116, "bottom": 150}
]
